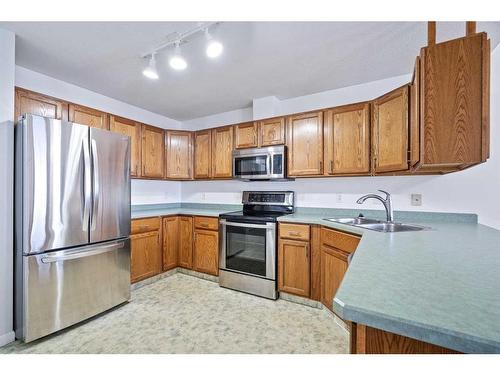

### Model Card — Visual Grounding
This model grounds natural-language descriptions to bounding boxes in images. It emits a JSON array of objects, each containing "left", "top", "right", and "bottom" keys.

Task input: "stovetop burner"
[{"left": 219, "top": 191, "right": 295, "bottom": 223}]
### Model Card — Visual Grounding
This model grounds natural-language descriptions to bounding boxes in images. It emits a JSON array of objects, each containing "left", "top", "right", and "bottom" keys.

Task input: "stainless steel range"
[{"left": 219, "top": 191, "right": 294, "bottom": 299}]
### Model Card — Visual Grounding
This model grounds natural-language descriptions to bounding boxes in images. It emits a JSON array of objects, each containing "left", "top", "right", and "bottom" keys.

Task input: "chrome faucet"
[{"left": 356, "top": 190, "right": 394, "bottom": 223}]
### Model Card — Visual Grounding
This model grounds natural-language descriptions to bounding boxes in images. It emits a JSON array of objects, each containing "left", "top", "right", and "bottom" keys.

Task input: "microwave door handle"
[{"left": 267, "top": 154, "right": 272, "bottom": 177}]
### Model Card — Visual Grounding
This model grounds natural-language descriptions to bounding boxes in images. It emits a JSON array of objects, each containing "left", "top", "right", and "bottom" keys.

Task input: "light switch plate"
[{"left": 411, "top": 194, "right": 422, "bottom": 206}]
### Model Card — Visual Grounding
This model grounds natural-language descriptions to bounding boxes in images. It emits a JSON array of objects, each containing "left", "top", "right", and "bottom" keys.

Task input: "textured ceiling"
[{"left": 2, "top": 21, "right": 499, "bottom": 120}]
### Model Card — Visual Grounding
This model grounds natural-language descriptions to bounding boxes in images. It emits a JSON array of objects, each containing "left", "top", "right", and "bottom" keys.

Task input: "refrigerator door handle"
[
  {"left": 41, "top": 241, "right": 125, "bottom": 263},
  {"left": 91, "top": 139, "right": 100, "bottom": 231},
  {"left": 82, "top": 138, "right": 91, "bottom": 231}
]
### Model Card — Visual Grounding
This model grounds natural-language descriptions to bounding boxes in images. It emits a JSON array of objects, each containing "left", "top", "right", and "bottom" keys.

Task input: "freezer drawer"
[{"left": 17, "top": 239, "right": 130, "bottom": 342}]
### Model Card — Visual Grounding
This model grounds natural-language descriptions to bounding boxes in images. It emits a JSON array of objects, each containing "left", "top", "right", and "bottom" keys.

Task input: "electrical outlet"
[
  {"left": 201, "top": 193, "right": 206, "bottom": 201},
  {"left": 336, "top": 194, "right": 342, "bottom": 203},
  {"left": 411, "top": 194, "right": 422, "bottom": 206}
]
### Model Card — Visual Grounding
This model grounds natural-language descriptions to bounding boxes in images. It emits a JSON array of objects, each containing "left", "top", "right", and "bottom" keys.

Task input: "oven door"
[
  {"left": 219, "top": 219, "right": 276, "bottom": 280},
  {"left": 233, "top": 153, "right": 271, "bottom": 179}
]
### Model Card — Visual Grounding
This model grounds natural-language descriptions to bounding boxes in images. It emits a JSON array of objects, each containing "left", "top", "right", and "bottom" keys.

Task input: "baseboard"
[{"left": 0, "top": 330, "right": 15, "bottom": 347}]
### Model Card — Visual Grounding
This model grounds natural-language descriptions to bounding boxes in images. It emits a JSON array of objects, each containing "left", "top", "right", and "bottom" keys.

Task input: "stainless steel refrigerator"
[{"left": 15, "top": 114, "right": 131, "bottom": 342}]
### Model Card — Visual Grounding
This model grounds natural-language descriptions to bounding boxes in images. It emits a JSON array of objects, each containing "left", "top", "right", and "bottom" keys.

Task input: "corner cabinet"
[
  {"left": 324, "top": 103, "right": 370, "bottom": 175},
  {"left": 109, "top": 115, "right": 142, "bottom": 177},
  {"left": 286, "top": 111, "right": 324, "bottom": 176},
  {"left": 165, "top": 131, "right": 193, "bottom": 179},
  {"left": 372, "top": 86, "right": 410, "bottom": 174},
  {"left": 211, "top": 126, "right": 234, "bottom": 179}
]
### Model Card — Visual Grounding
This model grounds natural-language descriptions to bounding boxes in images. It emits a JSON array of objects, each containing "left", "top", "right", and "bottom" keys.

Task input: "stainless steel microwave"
[{"left": 232, "top": 145, "right": 287, "bottom": 180}]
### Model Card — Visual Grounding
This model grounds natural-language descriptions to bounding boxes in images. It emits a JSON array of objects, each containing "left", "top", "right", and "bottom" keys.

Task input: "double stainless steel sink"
[{"left": 324, "top": 217, "right": 428, "bottom": 232}]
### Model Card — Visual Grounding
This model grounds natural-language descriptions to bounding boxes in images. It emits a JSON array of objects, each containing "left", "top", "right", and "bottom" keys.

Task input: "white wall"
[
  {"left": 15, "top": 66, "right": 182, "bottom": 205},
  {"left": 0, "top": 28, "right": 15, "bottom": 346},
  {"left": 182, "top": 50, "right": 500, "bottom": 229}
]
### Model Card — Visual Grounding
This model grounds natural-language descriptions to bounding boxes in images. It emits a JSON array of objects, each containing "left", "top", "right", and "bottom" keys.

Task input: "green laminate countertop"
[
  {"left": 277, "top": 212, "right": 500, "bottom": 353},
  {"left": 131, "top": 203, "right": 241, "bottom": 219}
]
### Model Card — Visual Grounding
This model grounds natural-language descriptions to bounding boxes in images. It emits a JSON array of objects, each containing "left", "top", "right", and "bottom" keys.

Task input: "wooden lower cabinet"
[
  {"left": 178, "top": 216, "right": 194, "bottom": 269},
  {"left": 321, "top": 245, "right": 348, "bottom": 310},
  {"left": 130, "top": 230, "right": 161, "bottom": 283},
  {"left": 278, "top": 238, "right": 310, "bottom": 297},
  {"left": 350, "top": 323, "right": 459, "bottom": 354},
  {"left": 320, "top": 227, "right": 360, "bottom": 311},
  {"left": 162, "top": 216, "right": 179, "bottom": 271},
  {"left": 193, "top": 228, "right": 219, "bottom": 276}
]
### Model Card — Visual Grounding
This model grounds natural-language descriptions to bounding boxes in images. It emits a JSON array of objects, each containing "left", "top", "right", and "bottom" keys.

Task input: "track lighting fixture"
[
  {"left": 142, "top": 53, "right": 159, "bottom": 79},
  {"left": 141, "top": 22, "right": 223, "bottom": 78}
]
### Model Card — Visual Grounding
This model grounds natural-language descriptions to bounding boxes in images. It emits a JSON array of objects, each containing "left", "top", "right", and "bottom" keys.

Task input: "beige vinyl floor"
[{"left": 0, "top": 273, "right": 348, "bottom": 354}]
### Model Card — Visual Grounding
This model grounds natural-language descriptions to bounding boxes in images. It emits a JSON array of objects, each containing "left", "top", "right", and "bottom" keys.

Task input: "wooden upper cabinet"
[
  {"left": 410, "top": 57, "right": 421, "bottom": 168},
  {"left": 324, "top": 103, "right": 370, "bottom": 175},
  {"left": 418, "top": 33, "right": 490, "bottom": 171},
  {"left": 109, "top": 115, "right": 142, "bottom": 177},
  {"left": 15, "top": 87, "right": 67, "bottom": 121},
  {"left": 68, "top": 103, "right": 108, "bottom": 130},
  {"left": 141, "top": 125, "right": 165, "bottom": 179},
  {"left": 234, "top": 122, "right": 258, "bottom": 149},
  {"left": 372, "top": 86, "right": 409, "bottom": 174},
  {"left": 194, "top": 130, "right": 212, "bottom": 179},
  {"left": 286, "top": 111, "right": 324, "bottom": 176},
  {"left": 165, "top": 131, "right": 192, "bottom": 179},
  {"left": 211, "top": 126, "right": 234, "bottom": 178},
  {"left": 162, "top": 216, "right": 179, "bottom": 271},
  {"left": 258, "top": 117, "right": 286, "bottom": 147},
  {"left": 278, "top": 238, "right": 310, "bottom": 298}
]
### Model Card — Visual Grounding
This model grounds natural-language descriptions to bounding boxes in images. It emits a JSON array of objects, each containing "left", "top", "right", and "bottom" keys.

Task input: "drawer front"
[
  {"left": 279, "top": 223, "right": 310, "bottom": 241},
  {"left": 131, "top": 217, "right": 161, "bottom": 234},
  {"left": 321, "top": 227, "right": 360, "bottom": 254},
  {"left": 194, "top": 216, "right": 219, "bottom": 231}
]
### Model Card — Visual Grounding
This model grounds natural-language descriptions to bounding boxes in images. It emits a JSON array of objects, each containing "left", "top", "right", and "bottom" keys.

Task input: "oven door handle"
[{"left": 219, "top": 219, "right": 275, "bottom": 229}]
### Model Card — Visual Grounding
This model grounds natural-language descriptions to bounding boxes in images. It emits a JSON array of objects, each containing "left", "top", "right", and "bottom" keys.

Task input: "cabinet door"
[
  {"left": 324, "top": 103, "right": 370, "bottom": 175},
  {"left": 278, "top": 238, "right": 310, "bottom": 297},
  {"left": 320, "top": 245, "right": 349, "bottom": 311},
  {"left": 211, "top": 126, "right": 234, "bottom": 178},
  {"left": 69, "top": 103, "right": 108, "bottom": 130},
  {"left": 286, "top": 111, "right": 324, "bottom": 176},
  {"left": 178, "top": 216, "right": 194, "bottom": 269},
  {"left": 141, "top": 125, "right": 165, "bottom": 178},
  {"left": 15, "top": 88, "right": 67, "bottom": 121},
  {"left": 130, "top": 231, "right": 161, "bottom": 283},
  {"left": 234, "top": 122, "right": 258, "bottom": 149},
  {"left": 109, "top": 115, "right": 142, "bottom": 177},
  {"left": 420, "top": 33, "right": 487, "bottom": 167},
  {"left": 194, "top": 130, "right": 212, "bottom": 179},
  {"left": 162, "top": 216, "right": 179, "bottom": 271},
  {"left": 166, "top": 131, "right": 192, "bottom": 179},
  {"left": 410, "top": 57, "right": 421, "bottom": 168},
  {"left": 193, "top": 229, "right": 219, "bottom": 276},
  {"left": 259, "top": 117, "right": 285, "bottom": 146},
  {"left": 372, "top": 86, "right": 409, "bottom": 173}
]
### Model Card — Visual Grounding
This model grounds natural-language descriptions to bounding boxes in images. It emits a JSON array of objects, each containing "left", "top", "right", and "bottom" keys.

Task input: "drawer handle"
[
  {"left": 199, "top": 223, "right": 209, "bottom": 228},
  {"left": 289, "top": 231, "right": 301, "bottom": 237},
  {"left": 139, "top": 225, "right": 150, "bottom": 230}
]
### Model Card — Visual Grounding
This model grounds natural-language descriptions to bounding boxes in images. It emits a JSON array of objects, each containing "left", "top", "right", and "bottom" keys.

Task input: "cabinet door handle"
[
  {"left": 319, "top": 161, "right": 323, "bottom": 172},
  {"left": 330, "top": 160, "right": 334, "bottom": 174}
]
